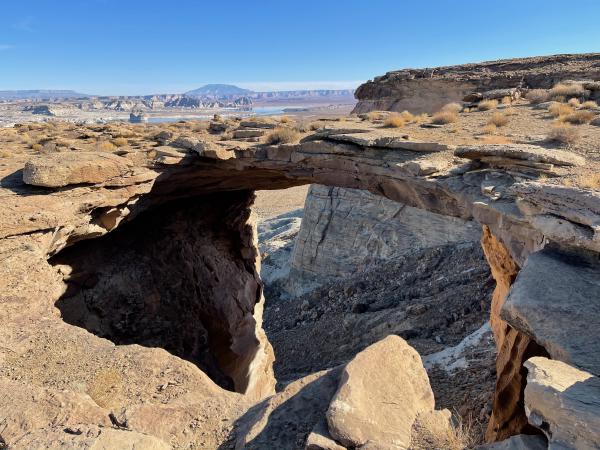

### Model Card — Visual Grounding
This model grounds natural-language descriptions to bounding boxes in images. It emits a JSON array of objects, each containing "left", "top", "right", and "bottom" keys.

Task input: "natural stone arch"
[{"left": 1, "top": 128, "right": 596, "bottom": 446}]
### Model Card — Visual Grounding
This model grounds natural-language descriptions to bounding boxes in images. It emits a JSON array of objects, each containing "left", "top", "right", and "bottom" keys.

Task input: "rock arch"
[{"left": 0, "top": 128, "right": 597, "bottom": 447}]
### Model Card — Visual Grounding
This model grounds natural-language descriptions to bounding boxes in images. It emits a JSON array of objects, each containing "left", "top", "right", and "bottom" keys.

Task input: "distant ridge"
[
  {"left": 0, "top": 90, "right": 89, "bottom": 100},
  {"left": 185, "top": 84, "right": 253, "bottom": 97}
]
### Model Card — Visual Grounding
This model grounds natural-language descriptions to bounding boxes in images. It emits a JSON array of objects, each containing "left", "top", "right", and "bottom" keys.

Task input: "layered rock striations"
[{"left": 353, "top": 53, "right": 600, "bottom": 113}]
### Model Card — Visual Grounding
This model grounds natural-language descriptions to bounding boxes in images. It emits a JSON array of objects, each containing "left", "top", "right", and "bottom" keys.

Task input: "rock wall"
[
  {"left": 286, "top": 184, "right": 481, "bottom": 296},
  {"left": 353, "top": 53, "right": 600, "bottom": 113}
]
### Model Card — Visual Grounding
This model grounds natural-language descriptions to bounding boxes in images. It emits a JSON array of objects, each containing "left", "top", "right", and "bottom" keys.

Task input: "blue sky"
[{"left": 1, "top": 0, "right": 599, "bottom": 95}]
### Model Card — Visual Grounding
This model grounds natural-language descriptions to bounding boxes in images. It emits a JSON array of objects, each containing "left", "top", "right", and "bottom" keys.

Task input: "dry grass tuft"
[
  {"left": 399, "top": 110, "right": 416, "bottom": 122},
  {"left": 487, "top": 112, "right": 509, "bottom": 127},
  {"left": 526, "top": 89, "right": 549, "bottom": 104},
  {"left": 366, "top": 111, "right": 385, "bottom": 121},
  {"left": 31, "top": 143, "right": 43, "bottom": 152},
  {"left": 501, "top": 96, "right": 512, "bottom": 105},
  {"left": 410, "top": 413, "right": 479, "bottom": 450},
  {"left": 561, "top": 110, "right": 595, "bottom": 125},
  {"left": 579, "top": 173, "right": 600, "bottom": 190},
  {"left": 547, "top": 123, "right": 580, "bottom": 146},
  {"left": 548, "top": 102, "right": 574, "bottom": 118},
  {"left": 549, "top": 83, "right": 585, "bottom": 100},
  {"left": 112, "top": 137, "right": 128, "bottom": 147},
  {"left": 309, "top": 121, "right": 326, "bottom": 131},
  {"left": 567, "top": 98, "right": 581, "bottom": 108},
  {"left": 97, "top": 141, "right": 117, "bottom": 152},
  {"left": 483, "top": 124, "right": 497, "bottom": 135},
  {"left": 440, "top": 103, "right": 463, "bottom": 114},
  {"left": 278, "top": 115, "right": 293, "bottom": 124},
  {"left": 477, "top": 99, "right": 498, "bottom": 111},
  {"left": 264, "top": 128, "right": 300, "bottom": 145},
  {"left": 383, "top": 113, "right": 406, "bottom": 128},
  {"left": 580, "top": 100, "right": 598, "bottom": 110},
  {"left": 431, "top": 110, "right": 458, "bottom": 125}
]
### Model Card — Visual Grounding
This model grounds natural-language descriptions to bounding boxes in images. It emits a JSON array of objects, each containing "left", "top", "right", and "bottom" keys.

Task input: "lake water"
[{"left": 146, "top": 106, "right": 286, "bottom": 124}]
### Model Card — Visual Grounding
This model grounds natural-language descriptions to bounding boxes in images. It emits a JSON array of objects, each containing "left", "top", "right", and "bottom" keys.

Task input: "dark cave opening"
[{"left": 51, "top": 190, "right": 262, "bottom": 393}]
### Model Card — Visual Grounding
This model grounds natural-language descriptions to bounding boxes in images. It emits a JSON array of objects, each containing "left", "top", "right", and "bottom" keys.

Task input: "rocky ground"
[{"left": 263, "top": 241, "right": 496, "bottom": 442}]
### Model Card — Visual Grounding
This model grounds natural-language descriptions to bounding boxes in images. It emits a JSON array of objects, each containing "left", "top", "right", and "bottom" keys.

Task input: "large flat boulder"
[
  {"left": 455, "top": 144, "right": 586, "bottom": 168},
  {"left": 326, "top": 335, "right": 443, "bottom": 449},
  {"left": 524, "top": 357, "right": 600, "bottom": 449},
  {"left": 501, "top": 246, "right": 600, "bottom": 376},
  {"left": 475, "top": 434, "right": 547, "bottom": 449},
  {"left": 23, "top": 152, "right": 135, "bottom": 187}
]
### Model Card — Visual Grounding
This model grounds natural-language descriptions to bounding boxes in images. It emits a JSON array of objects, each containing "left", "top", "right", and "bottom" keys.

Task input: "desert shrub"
[
  {"left": 477, "top": 99, "right": 498, "bottom": 111},
  {"left": 383, "top": 113, "right": 406, "bottom": 128},
  {"left": 309, "top": 121, "right": 325, "bottom": 131},
  {"left": 97, "top": 141, "right": 116, "bottom": 152},
  {"left": 487, "top": 112, "right": 509, "bottom": 127},
  {"left": 366, "top": 111, "right": 385, "bottom": 121},
  {"left": 526, "top": 89, "right": 549, "bottom": 104},
  {"left": 549, "top": 83, "right": 585, "bottom": 100},
  {"left": 501, "top": 96, "right": 512, "bottom": 105},
  {"left": 567, "top": 98, "right": 581, "bottom": 108},
  {"left": 31, "top": 143, "right": 43, "bottom": 151},
  {"left": 579, "top": 173, "right": 600, "bottom": 190},
  {"left": 398, "top": 110, "right": 415, "bottom": 122},
  {"left": 561, "top": 110, "right": 595, "bottom": 124},
  {"left": 548, "top": 102, "right": 574, "bottom": 118},
  {"left": 483, "top": 124, "right": 497, "bottom": 134},
  {"left": 279, "top": 115, "right": 293, "bottom": 124},
  {"left": 441, "top": 103, "right": 463, "bottom": 114},
  {"left": 580, "top": 100, "right": 598, "bottom": 110},
  {"left": 431, "top": 110, "right": 458, "bottom": 124},
  {"left": 547, "top": 123, "right": 580, "bottom": 145},
  {"left": 113, "top": 137, "right": 128, "bottom": 147},
  {"left": 264, "top": 128, "right": 299, "bottom": 144}
]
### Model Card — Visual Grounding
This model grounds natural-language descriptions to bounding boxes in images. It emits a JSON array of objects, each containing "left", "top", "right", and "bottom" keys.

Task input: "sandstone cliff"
[
  {"left": 286, "top": 184, "right": 481, "bottom": 296},
  {"left": 353, "top": 53, "right": 600, "bottom": 113}
]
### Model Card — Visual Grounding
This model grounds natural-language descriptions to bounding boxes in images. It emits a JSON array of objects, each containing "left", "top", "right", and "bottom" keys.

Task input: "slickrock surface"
[
  {"left": 0, "top": 90, "right": 599, "bottom": 448},
  {"left": 354, "top": 53, "right": 600, "bottom": 113}
]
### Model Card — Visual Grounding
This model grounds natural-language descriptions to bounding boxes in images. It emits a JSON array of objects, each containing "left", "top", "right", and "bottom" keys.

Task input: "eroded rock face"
[
  {"left": 286, "top": 184, "right": 481, "bottom": 296},
  {"left": 52, "top": 191, "right": 269, "bottom": 394},
  {"left": 353, "top": 53, "right": 600, "bottom": 113}
]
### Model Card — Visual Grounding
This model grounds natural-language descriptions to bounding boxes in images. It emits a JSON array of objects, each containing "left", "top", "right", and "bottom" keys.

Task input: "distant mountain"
[
  {"left": 185, "top": 84, "right": 254, "bottom": 97},
  {"left": 0, "top": 90, "right": 89, "bottom": 100}
]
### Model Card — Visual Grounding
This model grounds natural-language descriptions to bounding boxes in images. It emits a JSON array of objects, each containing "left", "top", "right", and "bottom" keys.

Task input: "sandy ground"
[{"left": 254, "top": 185, "right": 310, "bottom": 221}]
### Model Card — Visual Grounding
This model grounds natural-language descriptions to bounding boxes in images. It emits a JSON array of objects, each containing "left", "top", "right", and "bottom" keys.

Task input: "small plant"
[
  {"left": 279, "top": 115, "right": 293, "bottom": 124},
  {"left": 366, "top": 111, "right": 385, "bottom": 121},
  {"left": 113, "top": 137, "right": 128, "bottom": 147},
  {"left": 97, "top": 141, "right": 117, "bottom": 152},
  {"left": 383, "top": 113, "right": 406, "bottom": 128},
  {"left": 501, "top": 96, "right": 512, "bottom": 105},
  {"left": 580, "top": 100, "right": 598, "bottom": 110},
  {"left": 548, "top": 102, "right": 574, "bottom": 118},
  {"left": 441, "top": 102, "right": 463, "bottom": 114},
  {"left": 487, "top": 112, "right": 509, "bottom": 127},
  {"left": 547, "top": 123, "right": 580, "bottom": 146},
  {"left": 264, "top": 128, "right": 300, "bottom": 144},
  {"left": 567, "top": 98, "right": 581, "bottom": 108},
  {"left": 561, "top": 110, "right": 595, "bottom": 124},
  {"left": 431, "top": 110, "right": 458, "bottom": 124},
  {"left": 477, "top": 99, "right": 498, "bottom": 111},
  {"left": 549, "top": 83, "right": 585, "bottom": 100},
  {"left": 483, "top": 124, "right": 497, "bottom": 134},
  {"left": 399, "top": 110, "right": 415, "bottom": 122},
  {"left": 526, "top": 89, "right": 549, "bottom": 104},
  {"left": 579, "top": 173, "right": 600, "bottom": 190},
  {"left": 31, "top": 143, "right": 42, "bottom": 151},
  {"left": 309, "top": 121, "right": 325, "bottom": 131}
]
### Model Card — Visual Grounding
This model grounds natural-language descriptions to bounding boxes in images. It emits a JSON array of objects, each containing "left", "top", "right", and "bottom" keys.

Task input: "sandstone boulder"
[
  {"left": 524, "top": 357, "right": 600, "bottom": 449},
  {"left": 326, "top": 335, "right": 445, "bottom": 449},
  {"left": 23, "top": 152, "right": 134, "bottom": 187}
]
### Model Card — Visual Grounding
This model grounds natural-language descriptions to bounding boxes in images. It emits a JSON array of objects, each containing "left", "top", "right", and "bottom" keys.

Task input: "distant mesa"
[
  {"left": 185, "top": 84, "right": 254, "bottom": 98},
  {"left": 0, "top": 90, "right": 89, "bottom": 100}
]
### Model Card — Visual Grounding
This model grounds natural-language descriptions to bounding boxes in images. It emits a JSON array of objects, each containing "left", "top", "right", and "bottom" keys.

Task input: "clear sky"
[{"left": 1, "top": 0, "right": 599, "bottom": 95}]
